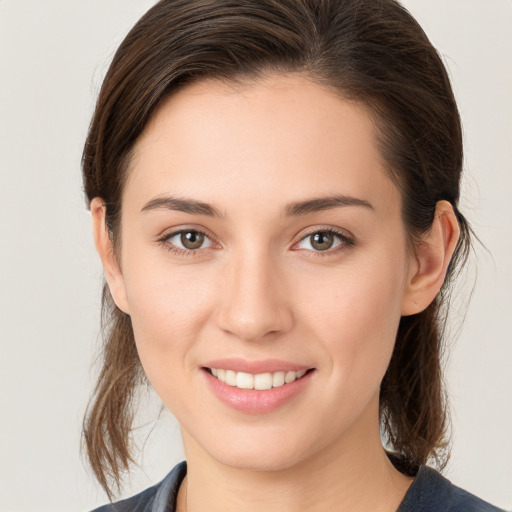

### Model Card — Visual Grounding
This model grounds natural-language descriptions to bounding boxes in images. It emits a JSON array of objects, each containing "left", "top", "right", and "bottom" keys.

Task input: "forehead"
[{"left": 125, "top": 73, "right": 400, "bottom": 214}]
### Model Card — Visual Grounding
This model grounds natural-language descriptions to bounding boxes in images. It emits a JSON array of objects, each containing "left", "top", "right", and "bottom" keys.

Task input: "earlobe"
[
  {"left": 90, "top": 197, "right": 130, "bottom": 315},
  {"left": 401, "top": 200, "right": 460, "bottom": 316}
]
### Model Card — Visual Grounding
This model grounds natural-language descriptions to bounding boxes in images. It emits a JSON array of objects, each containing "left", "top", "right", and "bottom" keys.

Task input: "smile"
[{"left": 209, "top": 368, "right": 308, "bottom": 390}]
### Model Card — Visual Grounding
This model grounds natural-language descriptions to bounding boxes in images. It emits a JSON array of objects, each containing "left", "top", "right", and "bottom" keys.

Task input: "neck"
[{"left": 177, "top": 395, "right": 412, "bottom": 512}]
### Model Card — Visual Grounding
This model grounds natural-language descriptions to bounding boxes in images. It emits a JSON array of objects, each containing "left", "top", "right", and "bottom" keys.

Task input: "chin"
[
  {"left": 217, "top": 449, "right": 306, "bottom": 473},
  {"left": 194, "top": 427, "right": 318, "bottom": 473}
]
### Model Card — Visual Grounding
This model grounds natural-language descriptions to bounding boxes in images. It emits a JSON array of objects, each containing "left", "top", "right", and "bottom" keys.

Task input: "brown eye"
[
  {"left": 310, "top": 231, "right": 334, "bottom": 251},
  {"left": 295, "top": 229, "right": 350, "bottom": 253},
  {"left": 180, "top": 230, "right": 205, "bottom": 249},
  {"left": 162, "top": 229, "right": 214, "bottom": 254}
]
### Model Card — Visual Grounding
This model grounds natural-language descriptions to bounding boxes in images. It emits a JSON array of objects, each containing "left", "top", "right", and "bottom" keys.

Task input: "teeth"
[
  {"left": 210, "top": 368, "right": 309, "bottom": 390},
  {"left": 272, "top": 371, "right": 285, "bottom": 387},
  {"left": 236, "top": 372, "right": 254, "bottom": 389},
  {"left": 225, "top": 370, "right": 237, "bottom": 386},
  {"left": 254, "top": 373, "right": 272, "bottom": 390},
  {"left": 285, "top": 371, "right": 296, "bottom": 384}
]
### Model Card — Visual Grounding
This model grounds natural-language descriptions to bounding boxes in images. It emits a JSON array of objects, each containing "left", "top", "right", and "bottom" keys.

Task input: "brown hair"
[{"left": 82, "top": 0, "right": 470, "bottom": 498}]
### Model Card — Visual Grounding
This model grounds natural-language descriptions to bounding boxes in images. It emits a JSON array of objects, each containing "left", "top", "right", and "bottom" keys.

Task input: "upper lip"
[{"left": 202, "top": 358, "right": 313, "bottom": 374}]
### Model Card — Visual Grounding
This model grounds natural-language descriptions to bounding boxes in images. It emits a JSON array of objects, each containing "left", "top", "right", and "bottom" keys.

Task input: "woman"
[{"left": 82, "top": 0, "right": 504, "bottom": 510}]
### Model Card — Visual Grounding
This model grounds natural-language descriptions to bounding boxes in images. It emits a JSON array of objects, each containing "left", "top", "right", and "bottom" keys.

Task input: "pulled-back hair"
[{"left": 82, "top": 0, "right": 470, "bottom": 498}]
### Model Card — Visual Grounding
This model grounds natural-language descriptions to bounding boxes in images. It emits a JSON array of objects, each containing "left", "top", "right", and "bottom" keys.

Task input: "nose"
[{"left": 215, "top": 248, "right": 294, "bottom": 342}]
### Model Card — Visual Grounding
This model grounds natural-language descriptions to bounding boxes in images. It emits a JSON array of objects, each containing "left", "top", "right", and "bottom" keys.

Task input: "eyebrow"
[
  {"left": 141, "top": 196, "right": 225, "bottom": 217},
  {"left": 140, "top": 194, "right": 374, "bottom": 217},
  {"left": 284, "top": 195, "right": 374, "bottom": 216}
]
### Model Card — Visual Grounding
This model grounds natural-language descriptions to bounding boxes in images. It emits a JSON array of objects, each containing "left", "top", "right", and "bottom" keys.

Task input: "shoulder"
[
  {"left": 398, "top": 465, "right": 506, "bottom": 512},
  {"left": 89, "top": 461, "right": 187, "bottom": 512},
  {"left": 90, "top": 484, "right": 159, "bottom": 512}
]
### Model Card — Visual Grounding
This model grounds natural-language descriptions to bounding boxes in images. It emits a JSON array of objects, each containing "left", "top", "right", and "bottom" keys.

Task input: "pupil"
[
  {"left": 181, "top": 231, "right": 204, "bottom": 249},
  {"left": 312, "top": 232, "right": 333, "bottom": 251}
]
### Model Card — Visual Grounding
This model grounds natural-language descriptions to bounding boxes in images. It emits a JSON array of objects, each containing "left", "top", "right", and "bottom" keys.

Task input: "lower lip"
[{"left": 202, "top": 369, "right": 314, "bottom": 414}]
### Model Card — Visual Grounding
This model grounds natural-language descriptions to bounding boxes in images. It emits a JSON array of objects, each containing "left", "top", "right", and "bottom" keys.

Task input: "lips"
[
  {"left": 202, "top": 358, "right": 311, "bottom": 374},
  {"left": 201, "top": 358, "right": 316, "bottom": 414}
]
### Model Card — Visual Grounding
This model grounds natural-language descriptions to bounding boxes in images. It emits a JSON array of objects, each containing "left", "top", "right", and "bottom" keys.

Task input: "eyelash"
[
  {"left": 157, "top": 227, "right": 355, "bottom": 258},
  {"left": 293, "top": 227, "right": 355, "bottom": 257},
  {"left": 157, "top": 228, "right": 218, "bottom": 258}
]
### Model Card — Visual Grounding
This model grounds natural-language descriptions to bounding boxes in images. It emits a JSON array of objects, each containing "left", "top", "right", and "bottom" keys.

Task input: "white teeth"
[
  {"left": 210, "top": 367, "right": 309, "bottom": 390},
  {"left": 236, "top": 372, "right": 254, "bottom": 389},
  {"left": 272, "top": 371, "right": 285, "bottom": 387},
  {"left": 254, "top": 373, "right": 273, "bottom": 390},
  {"left": 285, "top": 371, "right": 296, "bottom": 384},
  {"left": 225, "top": 370, "right": 237, "bottom": 386}
]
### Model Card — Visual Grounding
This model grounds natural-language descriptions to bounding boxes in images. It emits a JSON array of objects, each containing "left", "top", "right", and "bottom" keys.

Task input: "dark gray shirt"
[{"left": 91, "top": 461, "right": 505, "bottom": 512}]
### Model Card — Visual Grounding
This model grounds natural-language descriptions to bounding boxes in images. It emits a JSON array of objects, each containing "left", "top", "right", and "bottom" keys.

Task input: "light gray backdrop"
[{"left": 0, "top": 1, "right": 510, "bottom": 510}]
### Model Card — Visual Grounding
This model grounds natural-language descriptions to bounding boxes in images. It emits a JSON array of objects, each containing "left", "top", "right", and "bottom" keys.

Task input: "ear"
[
  {"left": 90, "top": 197, "right": 130, "bottom": 315},
  {"left": 401, "top": 200, "right": 460, "bottom": 316}
]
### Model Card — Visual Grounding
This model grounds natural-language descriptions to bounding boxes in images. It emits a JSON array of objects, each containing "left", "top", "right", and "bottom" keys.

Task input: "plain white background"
[{"left": 0, "top": 1, "right": 510, "bottom": 510}]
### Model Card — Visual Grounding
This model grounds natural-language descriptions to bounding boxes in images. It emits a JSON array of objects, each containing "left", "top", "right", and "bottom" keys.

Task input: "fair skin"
[{"left": 92, "top": 74, "right": 459, "bottom": 512}]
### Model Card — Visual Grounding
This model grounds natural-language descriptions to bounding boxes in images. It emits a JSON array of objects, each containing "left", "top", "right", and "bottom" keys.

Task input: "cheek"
[
  {"left": 121, "top": 255, "right": 218, "bottom": 374},
  {"left": 308, "top": 250, "right": 407, "bottom": 396}
]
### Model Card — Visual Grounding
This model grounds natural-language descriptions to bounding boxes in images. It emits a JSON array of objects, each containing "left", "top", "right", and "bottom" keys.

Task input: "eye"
[
  {"left": 294, "top": 229, "right": 352, "bottom": 253},
  {"left": 160, "top": 229, "right": 216, "bottom": 254}
]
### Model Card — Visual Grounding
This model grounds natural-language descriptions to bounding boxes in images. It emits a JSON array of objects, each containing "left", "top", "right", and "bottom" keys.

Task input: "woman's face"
[{"left": 113, "top": 74, "right": 417, "bottom": 471}]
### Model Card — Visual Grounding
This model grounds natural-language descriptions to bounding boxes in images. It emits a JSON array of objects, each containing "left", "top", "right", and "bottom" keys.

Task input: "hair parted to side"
[{"left": 82, "top": 0, "right": 471, "bottom": 498}]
